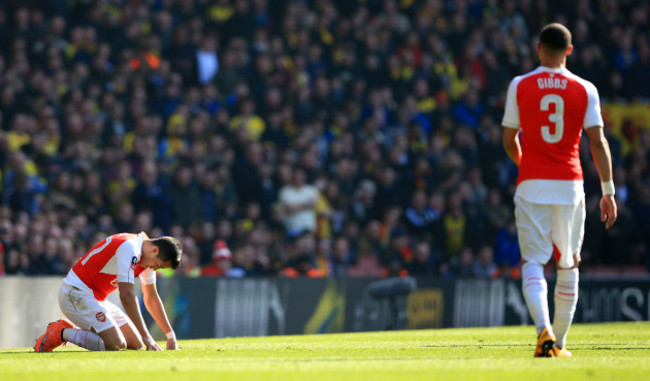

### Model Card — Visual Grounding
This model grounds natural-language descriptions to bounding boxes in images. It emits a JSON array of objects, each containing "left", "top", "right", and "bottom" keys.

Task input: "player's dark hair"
[
  {"left": 539, "top": 23, "right": 572, "bottom": 54},
  {"left": 151, "top": 236, "right": 183, "bottom": 269}
]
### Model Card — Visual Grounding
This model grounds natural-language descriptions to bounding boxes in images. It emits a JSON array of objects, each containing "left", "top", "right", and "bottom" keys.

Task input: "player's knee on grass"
[
  {"left": 99, "top": 328, "right": 127, "bottom": 351},
  {"left": 104, "top": 338, "right": 127, "bottom": 351},
  {"left": 127, "top": 338, "right": 143, "bottom": 350}
]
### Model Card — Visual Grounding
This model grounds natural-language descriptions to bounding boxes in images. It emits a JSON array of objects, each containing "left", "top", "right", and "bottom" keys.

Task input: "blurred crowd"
[{"left": 1, "top": 0, "right": 649, "bottom": 279}]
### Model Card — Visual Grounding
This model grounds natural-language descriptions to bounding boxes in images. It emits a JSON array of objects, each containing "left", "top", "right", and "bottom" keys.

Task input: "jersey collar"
[{"left": 538, "top": 66, "right": 568, "bottom": 74}]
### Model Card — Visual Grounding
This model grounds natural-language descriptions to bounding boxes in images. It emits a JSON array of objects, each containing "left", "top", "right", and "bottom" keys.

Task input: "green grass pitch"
[{"left": 1, "top": 322, "right": 649, "bottom": 381}]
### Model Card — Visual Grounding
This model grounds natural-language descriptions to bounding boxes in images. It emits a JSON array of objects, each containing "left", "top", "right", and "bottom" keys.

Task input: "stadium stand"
[{"left": 0, "top": 0, "right": 649, "bottom": 278}]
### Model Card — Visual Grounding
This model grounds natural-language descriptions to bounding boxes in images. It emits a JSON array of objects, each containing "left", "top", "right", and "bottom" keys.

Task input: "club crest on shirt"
[
  {"left": 96, "top": 312, "right": 106, "bottom": 322},
  {"left": 131, "top": 256, "right": 138, "bottom": 270}
]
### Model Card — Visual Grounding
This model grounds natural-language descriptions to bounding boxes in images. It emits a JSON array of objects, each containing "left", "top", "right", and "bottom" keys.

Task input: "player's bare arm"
[
  {"left": 118, "top": 282, "right": 163, "bottom": 351},
  {"left": 142, "top": 282, "right": 179, "bottom": 350},
  {"left": 585, "top": 125, "right": 617, "bottom": 229},
  {"left": 502, "top": 127, "right": 522, "bottom": 166}
]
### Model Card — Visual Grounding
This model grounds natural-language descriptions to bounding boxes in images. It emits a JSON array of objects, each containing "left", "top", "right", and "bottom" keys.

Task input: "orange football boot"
[
  {"left": 550, "top": 345, "right": 572, "bottom": 358},
  {"left": 534, "top": 327, "right": 557, "bottom": 357},
  {"left": 34, "top": 319, "right": 74, "bottom": 353}
]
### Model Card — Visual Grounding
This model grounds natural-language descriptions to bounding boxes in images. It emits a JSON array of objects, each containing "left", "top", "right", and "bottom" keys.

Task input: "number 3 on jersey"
[{"left": 540, "top": 94, "right": 564, "bottom": 143}]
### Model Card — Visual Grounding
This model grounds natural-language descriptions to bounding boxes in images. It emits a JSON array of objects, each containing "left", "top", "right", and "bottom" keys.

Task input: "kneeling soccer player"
[{"left": 34, "top": 232, "right": 182, "bottom": 352}]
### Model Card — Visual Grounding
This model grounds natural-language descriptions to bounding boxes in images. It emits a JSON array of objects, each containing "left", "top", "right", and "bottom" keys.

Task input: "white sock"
[
  {"left": 62, "top": 328, "right": 106, "bottom": 351},
  {"left": 522, "top": 262, "right": 552, "bottom": 336},
  {"left": 553, "top": 268, "right": 579, "bottom": 348}
]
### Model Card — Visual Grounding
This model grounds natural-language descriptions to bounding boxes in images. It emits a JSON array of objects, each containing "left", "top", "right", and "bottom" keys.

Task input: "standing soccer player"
[
  {"left": 502, "top": 23, "right": 617, "bottom": 357},
  {"left": 34, "top": 232, "right": 182, "bottom": 352}
]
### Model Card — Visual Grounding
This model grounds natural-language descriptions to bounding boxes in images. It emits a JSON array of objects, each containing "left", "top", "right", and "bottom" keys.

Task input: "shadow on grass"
[
  {"left": 422, "top": 343, "right": 650, "bottom": 350},
  {"left": 0, "top": 349, "right": 93, "bottom": 354}
]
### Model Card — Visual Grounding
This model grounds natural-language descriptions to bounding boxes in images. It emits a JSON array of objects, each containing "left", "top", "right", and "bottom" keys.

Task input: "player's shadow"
[
  {"left": 577, "top": 346, "right": 650, "bottom": 350},
  {"left": 422, "top": 344, "right": 650, "bottom": 350},
  {"left": 423, "top": 344, "right": 530, "bottom": 348},
  {"left": 0, "top": 349, "right": 88, "bottom": 354}
]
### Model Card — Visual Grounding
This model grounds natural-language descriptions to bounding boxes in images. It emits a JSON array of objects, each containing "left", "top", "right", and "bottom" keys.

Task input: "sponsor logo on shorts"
[
  {"left": 110, "top": 279, "right": 118, "bottom": 288},
  {"left": 131, "top": 256, "right": 138, "bottom": 270},
  {"left": 96, "top": 312, "right": 106, "bottom": 322}
]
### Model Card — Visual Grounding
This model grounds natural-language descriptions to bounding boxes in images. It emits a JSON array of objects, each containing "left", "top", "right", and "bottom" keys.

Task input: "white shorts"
[
  {"left": 59, "top": 283, "right": 130, "bottom": 333},
  {"left": 514, "top": 195, "right": 585, "bottom": 268}
]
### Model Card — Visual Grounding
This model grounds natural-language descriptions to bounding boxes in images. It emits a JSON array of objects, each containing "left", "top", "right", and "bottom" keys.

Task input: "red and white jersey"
[
  {"left": 502, "top": 66, "right": 603, "bottom": 205},
  {"left": 64, "top": 232, "right": 156, "bottom": 301}
]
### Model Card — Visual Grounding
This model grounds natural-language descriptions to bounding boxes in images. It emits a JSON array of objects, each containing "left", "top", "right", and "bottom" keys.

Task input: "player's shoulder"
[
  {"left": 110, "top": 232, "right": 139, "bottom": 242},
  {"left": 110, "top": 232, "right": 137, "bottom": 239},
  {"left": 562, "top": 69, "right": 598, "bottom": 93},
  {"left": 111, "top": 233, "right": 141, "bottom": 251},
  {"left": 521, "top": 66, "right": 550, "bottom": 79},
  {"left": 508, "top": 67, "right": 546, "bottom": 90}
]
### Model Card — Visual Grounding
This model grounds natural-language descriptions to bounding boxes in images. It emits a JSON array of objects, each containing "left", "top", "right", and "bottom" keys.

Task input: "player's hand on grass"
[
  {"left": 166, "top": 337, "right": 181, "bottom": 350},
  {"left": 143, "top": 335, "right": 163, "bottom": 351},
  {"left": 600, "top": 194, "right": 617, "bottom": 229}
]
